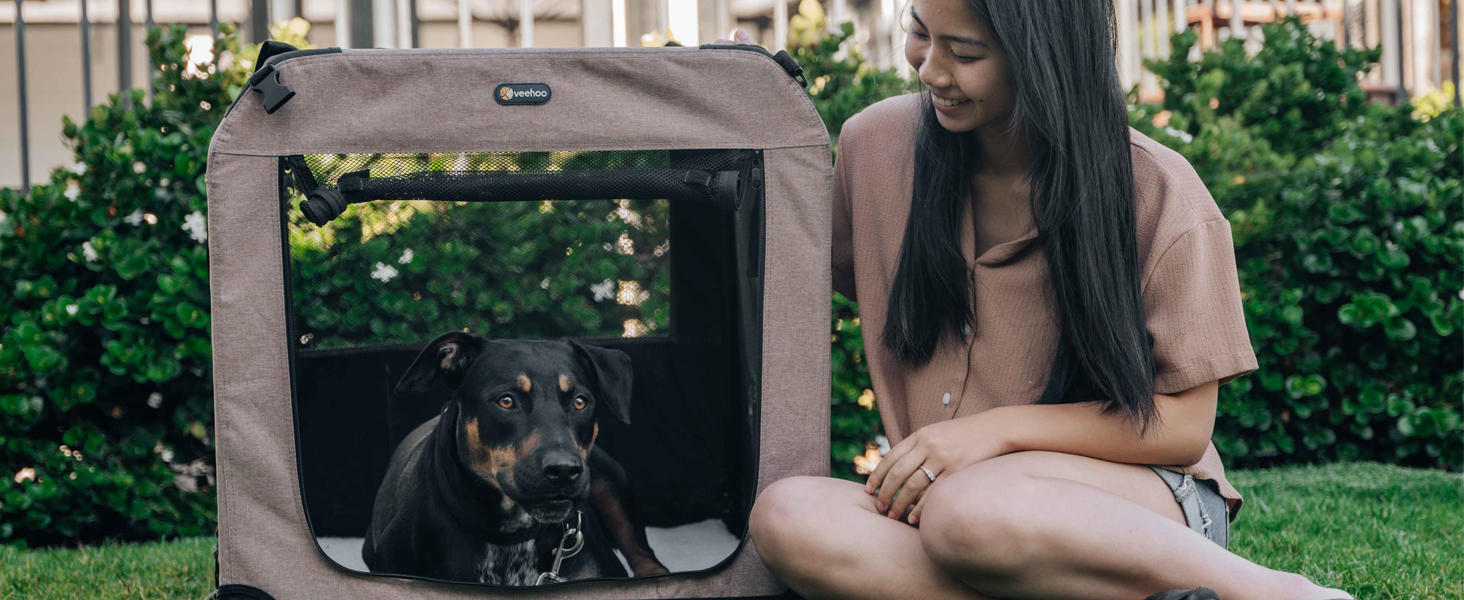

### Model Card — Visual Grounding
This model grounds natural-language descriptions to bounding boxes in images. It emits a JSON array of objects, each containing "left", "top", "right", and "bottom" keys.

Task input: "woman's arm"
[
  {"left": 997, "top": 379, "right": 1218, "bottom": 467},
  {"left": 865, "top": 379, "right": 1219, "bottom": 519}
]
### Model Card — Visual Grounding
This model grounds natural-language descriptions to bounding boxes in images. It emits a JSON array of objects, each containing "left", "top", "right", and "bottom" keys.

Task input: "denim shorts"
[{"left": 1147, "top": 465, "right": 1229, "bottom": 550}]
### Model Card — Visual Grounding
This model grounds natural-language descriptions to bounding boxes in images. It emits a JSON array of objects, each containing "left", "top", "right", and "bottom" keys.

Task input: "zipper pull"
[
  {"left": 699, "top": 44, "right": 809, "bottom": 88},
  {"left": 770, "top": 50, "right": 808, "bottom": 88}
]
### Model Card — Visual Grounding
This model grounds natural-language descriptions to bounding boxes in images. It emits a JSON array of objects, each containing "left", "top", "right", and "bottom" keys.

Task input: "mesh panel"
[
  {"left": 283, "top": 150, "right": 722, "bottom": 350},
  {"left": 298, "top": 149, "right": 753, "bottom": 188}
]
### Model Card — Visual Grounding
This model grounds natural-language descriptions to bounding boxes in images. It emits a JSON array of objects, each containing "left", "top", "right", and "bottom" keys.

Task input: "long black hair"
[{"left": 881, "top": 0, "right": 1160, "bottom": 434}]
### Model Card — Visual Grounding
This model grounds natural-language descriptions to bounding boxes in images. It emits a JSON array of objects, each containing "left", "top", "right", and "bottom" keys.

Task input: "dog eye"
[
  {"left": 573, "top": 396, "right": 588, "bottom": 410},
  {"left": 496, "top": 394, "right": 515, "bottom": 409}
]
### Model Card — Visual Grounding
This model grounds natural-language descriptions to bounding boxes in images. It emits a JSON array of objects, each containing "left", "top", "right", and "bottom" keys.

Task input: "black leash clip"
[{"left": 535, "top": 510, "right": 584, "bottom": 585}]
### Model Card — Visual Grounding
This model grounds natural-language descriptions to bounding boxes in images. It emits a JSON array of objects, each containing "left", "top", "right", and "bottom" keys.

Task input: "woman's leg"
[
  {"left": 916, "top": 450, "right": 1350, "bottom": 600},
  {"left": 749, "top": 475, "right": 994, "bottom": 600}
]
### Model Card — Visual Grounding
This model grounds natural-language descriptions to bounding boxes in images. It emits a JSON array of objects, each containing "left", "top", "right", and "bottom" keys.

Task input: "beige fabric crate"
[{"left": 205, "top": 45, "right": 832, "bottom": 599}]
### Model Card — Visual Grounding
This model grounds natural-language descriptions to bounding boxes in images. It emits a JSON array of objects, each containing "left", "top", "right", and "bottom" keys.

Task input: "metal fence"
[
  {"left": 4, "top": 0, "right": 1460, "bottom": 190},
  {"left": 1118, "top": 0, "right": 1461, "bottom": 104}
]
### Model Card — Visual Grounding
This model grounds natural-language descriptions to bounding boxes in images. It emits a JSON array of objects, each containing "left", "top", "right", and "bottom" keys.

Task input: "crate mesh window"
[{"left": 279, "top": 147, "right": 766, "bottom": 585}]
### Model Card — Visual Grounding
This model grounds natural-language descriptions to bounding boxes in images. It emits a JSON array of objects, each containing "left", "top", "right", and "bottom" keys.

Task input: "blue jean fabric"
[{"left": 1147, "top": 465, "right": 1229, "bottom": 550}]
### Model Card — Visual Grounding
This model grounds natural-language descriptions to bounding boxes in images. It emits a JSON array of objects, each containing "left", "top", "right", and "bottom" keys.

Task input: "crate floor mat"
[{"left": 207, "top": 43, "right": 831, "bottom": 599}]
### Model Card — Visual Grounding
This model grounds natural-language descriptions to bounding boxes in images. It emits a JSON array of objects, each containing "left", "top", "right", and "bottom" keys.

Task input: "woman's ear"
[
  {"left": 395, "top": 332, "right": 487, "bottom": 395},
  {"left": 566, "top": 339, "right": 634, "bottom": 425}
]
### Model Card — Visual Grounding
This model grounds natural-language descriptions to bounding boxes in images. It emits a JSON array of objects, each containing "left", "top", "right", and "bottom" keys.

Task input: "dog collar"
[{"left": 481, "top": 519, "right": 566, "bottom": 545}]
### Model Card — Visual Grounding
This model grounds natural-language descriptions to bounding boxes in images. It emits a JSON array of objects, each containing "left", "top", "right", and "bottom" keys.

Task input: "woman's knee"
[
  {"left": 749, "top": 476, "right": 849, "bottom": 559},
  {"left": 918, "top": 459, "right": 1048, "bottom": 578},
  {"left": 749, "top": 480, "right": 831, "bottom": 556}
]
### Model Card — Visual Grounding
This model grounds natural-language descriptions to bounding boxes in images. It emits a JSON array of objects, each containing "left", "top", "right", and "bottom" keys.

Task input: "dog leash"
[{"left": 535, "top": 509, "right": 585, "bottom": 585}]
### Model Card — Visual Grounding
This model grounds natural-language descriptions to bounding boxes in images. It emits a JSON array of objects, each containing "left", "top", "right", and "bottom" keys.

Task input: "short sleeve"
[
  {"left": 1143, "top": 218, "right": 1258, "bottom": 395},
  {"left": 831, "top": 124, "right": 858, "bottom": 301}
]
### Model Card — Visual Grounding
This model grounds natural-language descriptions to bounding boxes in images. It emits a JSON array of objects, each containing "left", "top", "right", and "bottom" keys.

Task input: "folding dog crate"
[{"left": 205, "top": 42, "right": 831, "bottom": 599}]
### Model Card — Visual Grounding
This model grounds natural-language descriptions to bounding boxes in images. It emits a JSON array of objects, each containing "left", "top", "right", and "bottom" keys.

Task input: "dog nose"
[{"left": 542, "top": 455, "right": 583, "bottom": 486}]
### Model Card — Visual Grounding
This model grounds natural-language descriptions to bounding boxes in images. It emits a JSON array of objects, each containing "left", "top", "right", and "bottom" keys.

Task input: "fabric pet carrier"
[{"left": 205, "top": 41, "right": 831, "bottom": 599}]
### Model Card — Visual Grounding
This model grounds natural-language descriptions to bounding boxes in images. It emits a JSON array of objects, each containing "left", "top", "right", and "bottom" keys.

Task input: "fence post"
[
  {"left": 518, "top": 0, "right": 533, "bottom": 47},
  {"left": 14, "top": 0, "right": 30, "bottom": 193},
  {"left": 351, "top": 0, "right": 374, "bottom": 48},
  {"left": 81, "top": 0, "right": 93, "bottom": 112},
  {"left": 1381, "top": 0, "right": 1403, "bottom": 98},
  {"left": 119, "top": 0, "right": 132, "bottom": 108},
  {"left": 251, "top": 0, "right": 270, "bottom": 43},
  {"left": 1452, "top": 0, "right": 1460, "bottom": 107},
  {"left": 1229, "top": 0, "right": 1242, "bottom": 43},
  {"left": 143, "top": 0, "right": 152, "bottom": 103},
  {"left": 773, "top": 0, "right": 786, "bottom": 52},
  {"left": 459, "top": 0, "right": 472, "bottom": 47}
]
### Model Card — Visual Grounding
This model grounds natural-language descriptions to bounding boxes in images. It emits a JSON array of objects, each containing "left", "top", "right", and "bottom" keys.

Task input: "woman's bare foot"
[{"left": 1274, "top": 572, "right": 1352, "bottom": 600}]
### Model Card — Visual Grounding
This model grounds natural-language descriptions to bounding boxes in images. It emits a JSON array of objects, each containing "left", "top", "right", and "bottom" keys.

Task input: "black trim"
[
  {"left": 216, "top": 584, "right": 277, "bottom": 600},
  {"left": 295, "top": 334, "right": 679, "bottom": 360},
  {"left": 254, "top": 41, "right": 301, "bottom": 73},
  {"left": 273, "top": 150, "right": 768, "bottom": 590},
  {"left": 697, "top": 45, "right": 807, "bottom": 88},
  {"left": 214, "top": 585, "right": 798, "bottom": 600},
  {"left": 298, "top": 167, "right": 746, "bottom": 226},
  {"left": 223, "top": 47, "right": 342, "bottom": 119}
]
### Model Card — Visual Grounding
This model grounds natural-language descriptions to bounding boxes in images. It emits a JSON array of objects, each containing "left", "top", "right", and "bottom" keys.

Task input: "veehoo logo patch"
[{"left": 495, "top": 83, "right": 552, "bottom": 105}]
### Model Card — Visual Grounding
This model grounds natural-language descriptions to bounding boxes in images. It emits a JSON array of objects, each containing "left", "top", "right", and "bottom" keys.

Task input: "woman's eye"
[
  {"left": 496, "top": 395, "right": 515, "bottom": 409},
  {"left": 911, "top": 30, "right": 929, "bottom": 40},
  {"left": 951, "top": 52, "right": 977, "bottom": 63},
  {"left": 573, "top": 396, "right": 588, "bottom": 410}
]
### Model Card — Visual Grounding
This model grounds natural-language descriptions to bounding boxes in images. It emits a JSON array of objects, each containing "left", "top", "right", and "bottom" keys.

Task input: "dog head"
[{"left": 395, "top": 333, "right": 632, "bottom": 522}]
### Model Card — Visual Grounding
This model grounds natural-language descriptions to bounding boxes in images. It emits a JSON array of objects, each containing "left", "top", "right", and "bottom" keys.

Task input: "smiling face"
[{"left": 904, "top": 0, "right": 1015, "bottom": 133}]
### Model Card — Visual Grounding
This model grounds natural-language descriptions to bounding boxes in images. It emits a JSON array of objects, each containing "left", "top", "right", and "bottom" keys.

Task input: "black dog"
[{"left": 362, "top": 332, "right": 669, "bottom": 584}]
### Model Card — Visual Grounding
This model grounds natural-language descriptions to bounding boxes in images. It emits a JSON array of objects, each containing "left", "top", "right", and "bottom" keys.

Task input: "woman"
[{"left": 719, "top": 0, "right": 1354, "bottom": 598}]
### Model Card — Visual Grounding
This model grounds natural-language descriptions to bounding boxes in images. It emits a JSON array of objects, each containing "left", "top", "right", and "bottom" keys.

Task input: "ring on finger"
[{"left": 919, "top": 466, "right": 936, "bottom": 482}]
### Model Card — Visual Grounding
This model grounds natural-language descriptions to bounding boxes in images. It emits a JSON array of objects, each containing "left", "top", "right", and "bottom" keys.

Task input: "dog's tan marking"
[
  {"left": 515, "top": 373, "right": 531, "bottom": 393},
  {"left": 464, "top": 418, "right": 502, "bottom": 487},
  {"left": 582, "top": 422, "right": 599, "bottom": 458},
  {"left": 559, "top": 374, "right": 573, "bottom": 392},
  {"left": 516, "top": 431, "right": 540, "bottom": 456}
]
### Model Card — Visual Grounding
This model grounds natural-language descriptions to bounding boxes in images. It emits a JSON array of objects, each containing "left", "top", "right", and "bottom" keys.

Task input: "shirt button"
[{"left": 942, "top": 392, "right": 951, "bottom": 405}]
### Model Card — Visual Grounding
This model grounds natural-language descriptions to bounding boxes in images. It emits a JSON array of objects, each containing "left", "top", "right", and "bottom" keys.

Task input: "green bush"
[
  {"left": 786, "top": 0, "right": 919, "bottom": 480},
  {"left": 288, "top": 154, "right": 673, "bottom": 349},
  {"left": 1133, "top": 18, "right": 1462, "bottom": 470},
  {"left": 0, "top": 25, "right": 254, "bottom": 545}
]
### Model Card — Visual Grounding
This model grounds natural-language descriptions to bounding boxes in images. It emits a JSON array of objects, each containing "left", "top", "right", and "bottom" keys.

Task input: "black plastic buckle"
[{"left": 247, "top": 64, "right": 296, "bottom": 115}]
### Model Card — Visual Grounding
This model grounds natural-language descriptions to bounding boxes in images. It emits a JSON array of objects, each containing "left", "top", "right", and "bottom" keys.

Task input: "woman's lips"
[{"left": 933, "top": 94, "right": 971, "bottom": 113}]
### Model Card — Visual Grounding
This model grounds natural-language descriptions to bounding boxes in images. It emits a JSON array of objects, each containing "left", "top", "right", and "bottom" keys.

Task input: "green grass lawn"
[
  {"left": 1, "top": 463, "right": 1459, "bottom": 599},
  {"left": 1228, "top": 463, "right": 1463, "bottom": 599}
]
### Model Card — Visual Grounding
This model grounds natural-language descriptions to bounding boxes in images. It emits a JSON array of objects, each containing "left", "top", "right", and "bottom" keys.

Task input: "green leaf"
[{"left": 1384, "top": 318, "right": 1417, "bottom": 342}]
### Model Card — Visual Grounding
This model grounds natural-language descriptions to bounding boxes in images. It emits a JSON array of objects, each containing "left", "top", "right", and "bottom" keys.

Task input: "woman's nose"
[{"left": 918, "top": 59, "right": 951, "bottom": 90}]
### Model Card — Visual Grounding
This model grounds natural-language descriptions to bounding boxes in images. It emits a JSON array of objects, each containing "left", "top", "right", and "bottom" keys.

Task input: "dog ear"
[
  {"left": 567, "top": 339, "right": 633, "bottom": 425},
  {"left": 395, "top": 332, "right": 487, "bottom": 395}
]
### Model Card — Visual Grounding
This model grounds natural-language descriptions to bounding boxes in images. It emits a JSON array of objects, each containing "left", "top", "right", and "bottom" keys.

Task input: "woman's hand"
[
  {"left": 711, "top": 28, "right": 755, "bottom": 46},
  {"left": 864, "top": 413, "right": 1013, "bottom": 525}
]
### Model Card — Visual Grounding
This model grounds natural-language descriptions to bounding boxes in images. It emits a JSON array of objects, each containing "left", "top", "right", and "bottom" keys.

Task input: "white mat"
[{"left": 319, "top": 517, "right": 741, "bottom": 575}]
